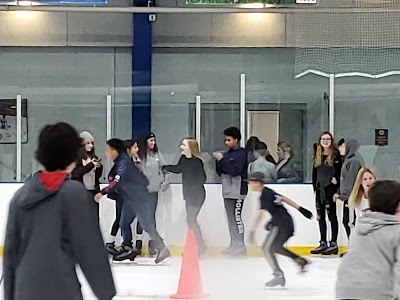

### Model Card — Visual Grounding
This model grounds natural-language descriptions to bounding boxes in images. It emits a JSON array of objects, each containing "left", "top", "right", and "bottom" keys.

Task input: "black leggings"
[
  {"left": 262, "top": 225, "right": 299, "bottom": 275},
  {"left": 224, "top": 198, "right": 245, "bottom": 248},
  {"left": 87, "top": 190, "right": 99, "bottom": 221},
  {"left": 316, "top": 186, "right": 338, "bottom": 243},
  {"left": 110, "top": 199, "right": 123, "bottom": 237},
  {"left": 185, "top": 199, "right": 206, "bottom": 250}
]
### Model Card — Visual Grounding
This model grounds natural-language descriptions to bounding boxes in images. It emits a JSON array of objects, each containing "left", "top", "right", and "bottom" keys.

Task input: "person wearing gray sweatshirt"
[
  {"left": 248, "top": 142, "right": 277, "bottom": 183},
  {"left": 138, "top": 132, "right": 169, "bottom": 255},
  {"left": 336, "top": 180, "right": 400, "bottom": 300},
  {"left": 338, "top": 138, "right": 364, "bottom": 238}
]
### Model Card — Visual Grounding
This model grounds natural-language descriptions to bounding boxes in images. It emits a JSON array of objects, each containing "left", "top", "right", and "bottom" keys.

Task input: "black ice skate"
[
  {"left": 310, "top": 241, "right": 328, "bottom": 255},
  {"left": 113, "top": 246, "right": 138, "bottom": 262},
  {"left": 265, "top": 272, "right": 286, "bottom": 288},
  {"left": 155, "top": 245, "right": 172, "bottom": 265},
  {"left": 321, "top": 241, "right": 338, "bottom": 256},
  {"left": 105, "top": 242, "right": 122, "bottom": 256},
  {"left": 295, "top": 257, "right": 310, "bottom": 273},
  {"left": 135, "top": 240, "right": 143, "bottom": 256}
]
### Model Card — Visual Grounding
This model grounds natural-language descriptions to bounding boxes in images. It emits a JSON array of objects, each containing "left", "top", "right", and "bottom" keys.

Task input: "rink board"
[{"left": 0, "top": 183, "right": 349, "bottom": 256}]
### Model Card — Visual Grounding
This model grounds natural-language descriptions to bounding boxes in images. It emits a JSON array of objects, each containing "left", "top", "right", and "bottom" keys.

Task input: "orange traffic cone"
[{"left": 170, "top": 229, "right": 207, "bottom": 299}]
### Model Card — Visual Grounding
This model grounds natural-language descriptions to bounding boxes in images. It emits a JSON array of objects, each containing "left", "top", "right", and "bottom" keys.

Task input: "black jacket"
[
  {"left": 4, "top": 172, "right": 115, "bottom": 300},
  {"left": 163, "top": 155, "right": 206, "bottom": 203},
  {"left": 101, "top": 152, "right": 149, "bottom": 199},
  {"left": 71, "top": 158, "right": 103, "bottom": 193}
]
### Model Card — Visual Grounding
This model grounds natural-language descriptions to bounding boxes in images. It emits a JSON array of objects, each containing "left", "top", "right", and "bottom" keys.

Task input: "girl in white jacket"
[{"left": 348, "top": 167, "right": 377, "bottom": 225}]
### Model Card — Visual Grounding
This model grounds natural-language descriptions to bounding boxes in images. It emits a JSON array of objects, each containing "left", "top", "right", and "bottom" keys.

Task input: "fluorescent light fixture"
[
  {"left": 238, "top": 3, "right": 265, "bottom": 8},
  {"left": 17, "top": 1, "right": 33, "bottom": 5}
]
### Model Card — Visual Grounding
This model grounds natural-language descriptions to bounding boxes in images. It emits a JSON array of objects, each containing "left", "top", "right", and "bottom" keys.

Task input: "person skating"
[
  {"left": 163, "top": 138, "right": 207, "bottom": 256},
  {"left": 214, "top": 127, "right": 248, "bottom": 256},
  {"left": 3, "top": 122, "right": 115, "bottom": 300},
  {"left": 95, "top": 138, "right": 171, "bottom": 264},
  {"left": 138, "top": 132, "right": 169, "bottom": 256},
  {"left": 248, "top": 172, "right": 312, "bottom": 288},
  {"left": 311, "top": 132, "right": 342, "bottom": 256},
  {"left": 105, "top": 139, "right": 142, "bottom": 256}
]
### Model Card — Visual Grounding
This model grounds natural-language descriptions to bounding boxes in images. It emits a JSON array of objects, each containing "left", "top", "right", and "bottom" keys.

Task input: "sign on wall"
[
  {"left": 0, "top": 99, "right": 28, "bottom": 144},
  {"left": 375, "top": 129, "right": 389, "bottom": 146}
]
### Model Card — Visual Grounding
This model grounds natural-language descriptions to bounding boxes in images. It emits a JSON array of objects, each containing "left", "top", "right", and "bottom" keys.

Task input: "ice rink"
[
  {"left": 1, "top": 255, "right": 339, "bottom": 299},
  {"left": 73, "top": 255, "right": 338, "bottom": 300}
]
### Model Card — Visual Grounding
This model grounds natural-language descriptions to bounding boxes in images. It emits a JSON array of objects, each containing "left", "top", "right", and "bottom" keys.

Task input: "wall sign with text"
[{"left": 375, "top": 129, "right": 389, "bottom": 146}]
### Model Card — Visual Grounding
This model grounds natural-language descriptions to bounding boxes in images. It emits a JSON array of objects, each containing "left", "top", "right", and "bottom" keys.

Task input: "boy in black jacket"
[
  {"left": 248, "top": 172, "right": 312, "bottom": 288},
  {"left": 95, "top": 138, "right": 171, "bottom": 264},
  {"left": 214, "top": 127, "right": 248, "bottom": 256},
  {"left": 4, "top": 122, "right": 115, "bottom": 300}
]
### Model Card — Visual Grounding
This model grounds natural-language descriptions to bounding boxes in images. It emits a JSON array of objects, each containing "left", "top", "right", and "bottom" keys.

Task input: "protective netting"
[{"left": 295, "top": 0, "right": 400, "bottom": 76}]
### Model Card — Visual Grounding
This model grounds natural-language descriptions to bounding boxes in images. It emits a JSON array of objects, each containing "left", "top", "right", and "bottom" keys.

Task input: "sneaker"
[
  {"left": 221, "top": 246, "right": 234, "bottom": 255},
  {"left": 105, "top": 242, "right": 122, "bottom": 256},
  {"left": 321, "top": 242, "right": 338, "bottom": 255},
  {"left": 310, "top": 241, "right": 328, "bottom": 255},
  {"left": 265, "top": 272, "right": 285, "bottom": 288},
  {"left": 295, "top": 257, "right": 310, "bottom": 273},
  {"left": 113, "top": 246, "right": 138, "bottom": 262},
  {"left": 155, "top": 245, "right": 172, "bottom": 265}
]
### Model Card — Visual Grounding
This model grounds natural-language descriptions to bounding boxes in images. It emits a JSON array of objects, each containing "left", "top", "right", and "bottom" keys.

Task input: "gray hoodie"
[
  {"left": 340, "top": 138, "right": 364, "bottom": 202},
  {"left": 141, "top": 151, "right": 168, "bottom": 193},
  {"left": 3, "top": 173, "right": 115, "bottom": 300},
  {"left": 336, "top": 212, "right": 400, "bottom": 300}
]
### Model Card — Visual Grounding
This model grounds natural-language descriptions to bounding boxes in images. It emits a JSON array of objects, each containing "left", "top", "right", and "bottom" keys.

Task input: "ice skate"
[
  {"left": 321, "top": 241, "right": 338, "bottom": 256},
  {"left": 295, "top": 257, "right": 311, "bottom": 273},
  {"left": 148, "top": 240, "right": 157, "bottom": 257},
  {"left": 264, "top": 272, "right": 286, "bottom": 288},
  {"left": 221, "top": 245, "right": 247, "bottom": 257},
  {"left": 105, "top": 242, "right": 122, "bottom": 256},
  {"left": 113, "top": 246, "right": 138, "bottom": 262},
  {"left": 310, "top": 241, "right": 328, "bottom": 255},
  {"left": 155, "top": 245, "right": 172, "bottom": 265}
]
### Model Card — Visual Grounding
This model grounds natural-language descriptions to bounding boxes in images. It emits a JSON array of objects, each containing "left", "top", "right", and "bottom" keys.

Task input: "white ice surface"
[{"left": 78, "top": 256, "right": 338, "bottom": 300}]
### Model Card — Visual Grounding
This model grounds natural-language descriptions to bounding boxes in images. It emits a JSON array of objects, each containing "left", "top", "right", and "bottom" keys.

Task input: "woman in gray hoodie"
[{"left": 138, "top": 132, "right": 169, "bottom": 255}]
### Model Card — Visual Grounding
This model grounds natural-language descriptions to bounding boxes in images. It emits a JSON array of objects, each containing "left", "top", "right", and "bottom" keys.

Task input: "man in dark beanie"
[
  {"left": 3, "top": 122, "right": 116, "bottom": 300},
  {"left": 95, "top": 138, "right": 171, "bottom": 264}
]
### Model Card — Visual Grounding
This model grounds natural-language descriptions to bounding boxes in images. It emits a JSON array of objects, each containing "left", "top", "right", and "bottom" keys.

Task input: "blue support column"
[{"left": 132, "top": 0, "right": 152, "bottom": 138}]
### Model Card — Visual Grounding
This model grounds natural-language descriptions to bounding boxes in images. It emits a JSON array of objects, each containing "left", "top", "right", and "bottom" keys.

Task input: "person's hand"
[
  {"left": 299, "top": 207, "right": 313, "bottom": 219},
  {"left": 249, "top": 230, "right": 256, "bottom": 244},
  {"left": 333, "top": 193, "right": 340, "bottom": 203},
  {"left": 348, "top": 222, "right": 355, "bottom": 229},
  {"left": 276, "top": 178, "right": 285, "bottom": 183},
  {"left": 213, "top": 152, "right": 223, "bottom": 161},
  {"left": 94, "top": 193, "right": 103, "bottom": 203},
  {"left": 92, "top": 158, "right": 101, "bottom": 168},
  {"left": 331, "top": 177, "right": 338, "bottom": 185}
]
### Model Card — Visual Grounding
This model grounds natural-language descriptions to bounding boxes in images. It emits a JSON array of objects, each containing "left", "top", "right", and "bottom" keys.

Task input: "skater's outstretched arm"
[
  {"left": 280, "top": 195, "right": 313, "bottom": 219},
  {"left": 163, "top": 156, "right": 183, "bottom": 174},
  {"left": 249, "top": 209, "right": 267, "bottom": 244}
]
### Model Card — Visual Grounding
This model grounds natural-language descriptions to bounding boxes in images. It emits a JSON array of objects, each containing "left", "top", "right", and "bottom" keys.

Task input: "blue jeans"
[{"left": 120, "top": 192, "right": 164, "bottom": 249}]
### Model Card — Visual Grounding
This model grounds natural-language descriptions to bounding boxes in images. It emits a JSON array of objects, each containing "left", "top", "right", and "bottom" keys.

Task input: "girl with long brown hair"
[
  {"left": 311, "top": 131, "right": 342, "bottom": 256},
  {"left": 163, "top": 138, "right": 207, "bottom": 255}
]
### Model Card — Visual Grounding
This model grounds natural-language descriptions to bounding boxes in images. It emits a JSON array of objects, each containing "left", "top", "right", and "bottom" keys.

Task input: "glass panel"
[
  {"left": 335, "top": 76, "right": 400, "bottom": 180},
  {"left": 245, "top": 48, "right": 329, "bottom": 182},
  {"left": 20, "top": 87, "right": 108, "bottom": 181}
]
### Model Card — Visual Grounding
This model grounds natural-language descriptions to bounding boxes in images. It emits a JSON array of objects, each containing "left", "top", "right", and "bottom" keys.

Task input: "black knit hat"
[
  {"left": 145, "top": 132, "right": 156, "bottom": 140},
  {"left": 106, "top": 138, "right": 124, "bottom": 153}
]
